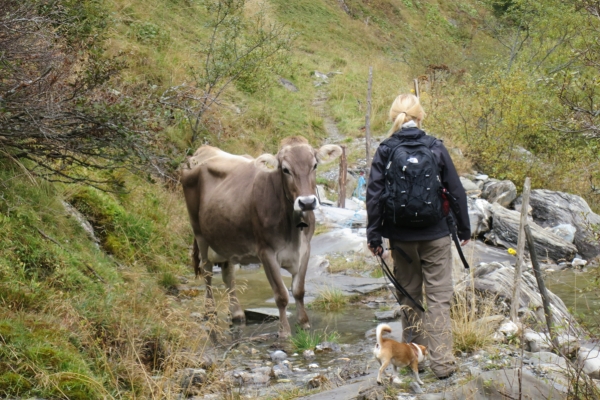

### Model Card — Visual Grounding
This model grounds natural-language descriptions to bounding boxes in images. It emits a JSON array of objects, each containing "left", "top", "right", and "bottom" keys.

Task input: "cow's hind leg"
[
  {"left": 195, "top": 236, "right": 215, "bottom": 319},
  {"left": 221, "top": 261, "right": 245, "bottom": 323},
  {"left": 260, "top": 251, "right": 291, "bottom": 337}
]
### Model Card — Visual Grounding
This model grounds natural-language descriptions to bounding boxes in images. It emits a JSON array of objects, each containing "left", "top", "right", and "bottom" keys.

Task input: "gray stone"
[
  {"left": 270, "top": 350, "right": 288, "bottom": 362},
  {"left": 244, "top": 308, "right": 291, "bottom": 322},
  {"left": 303, "top": 349, "right": 316, "bottom": 359},
  {"left": 578, "top": 346, "right": 600, "bottom": 379},
  {"left": 178, "top": 368, "right": 207, "bottom": 394},
  {"left": 556, "top": 333, "right": 580, "bottom": 355},
  {"left": 485, "top": 203, "right": 577, "bottom": 262},
  {"left": 272, "top": 363, "right": 291, "bottom": 379},
  {"left": 549, "top": 224, "right": 577, "bottom": 244},
  {"left": 460, "top": 176, "right": 480, "bottom": 192},
  {"left": 468, "top": 198, "right": 492, "bottom": 237},
  {"left": 524, "top": 329, "right": 552, "bottom": 352},
  {"left": 481, "top": 179, "right": 517, "bottom": 207},
  {"left": 279, "top": 77, "right": 299, "bottom": 92},
  {"left": 409, "top": 381, "right": 424, "bottom": 394},
  {"left": 315, "top": 342, "right": 341, "bottom": 353},
  {"left": 375, "top": 309, "right": 398, "bottom": 320},
  {"left": 527, "top": 189, "right": 600, "bottom": 259}
]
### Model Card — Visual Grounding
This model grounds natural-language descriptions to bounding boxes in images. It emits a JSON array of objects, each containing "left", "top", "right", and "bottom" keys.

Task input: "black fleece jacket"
[{"left": 366, "top": 127, "right": 471, "bottom": 246}]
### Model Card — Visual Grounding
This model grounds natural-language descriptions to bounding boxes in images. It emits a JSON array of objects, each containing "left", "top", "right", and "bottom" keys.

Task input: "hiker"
[{"left": 366, "top": 93, "right": 470, "bottom": 380}]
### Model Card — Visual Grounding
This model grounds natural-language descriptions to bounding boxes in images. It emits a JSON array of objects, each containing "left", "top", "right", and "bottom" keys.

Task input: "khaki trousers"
[{"left": 390, "top": 235, "right": 456, "bottom": 377}]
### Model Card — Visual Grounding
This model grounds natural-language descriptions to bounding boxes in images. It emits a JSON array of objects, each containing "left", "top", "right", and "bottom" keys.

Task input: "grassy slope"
[{"left": 0, "top": 0, "right": 521, "bottom": 398}]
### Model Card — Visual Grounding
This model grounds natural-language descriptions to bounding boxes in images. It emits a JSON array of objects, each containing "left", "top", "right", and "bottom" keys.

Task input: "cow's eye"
[
  {"left": 283, "top": 167, "right": 291, "bottom": 175},
  {"left": 313, "top": 163, "right": 318, "bottom": 170}
]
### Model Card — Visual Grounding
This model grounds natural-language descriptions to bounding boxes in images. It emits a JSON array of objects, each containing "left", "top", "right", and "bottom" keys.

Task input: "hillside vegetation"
[{"left": 1, "top": 0, "right": 600, "bottom": 398}]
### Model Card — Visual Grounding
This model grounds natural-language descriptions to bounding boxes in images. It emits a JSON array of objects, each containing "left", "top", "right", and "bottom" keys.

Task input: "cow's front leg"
[
  {"left": 221, "top": 261, "right": 245, "bottom": 323},
  {"left": 260, "top": 251, "right": 291, "bottom": 337},
  {"left": 292, "top": 250, "right": 310, "bottom": 330}
]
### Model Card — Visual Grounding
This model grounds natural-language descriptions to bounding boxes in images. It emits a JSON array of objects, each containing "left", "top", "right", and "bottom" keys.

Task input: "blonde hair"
[{"left": 389, "top": 94, "right": 426, "bottom": 134}]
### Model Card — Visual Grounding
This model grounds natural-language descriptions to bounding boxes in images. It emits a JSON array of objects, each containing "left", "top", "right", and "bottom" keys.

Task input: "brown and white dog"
[{"left": 373, "top": 323, "right": 427, "bottom": 385}]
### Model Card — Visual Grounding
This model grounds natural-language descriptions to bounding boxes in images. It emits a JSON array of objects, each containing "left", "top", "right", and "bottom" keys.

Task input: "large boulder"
[
  {"left": 526, "top": 190, "right": 600, "bottom": 259},
  {"left": 467, "top": 198, "right": 492, "bottom": 237},
  {"left": 481, "top": 179, "right": 517, "bottom": 207},
  {"left": 456, "top": 262, "right": 584, "bottom": 338},
  {"left": 485, "top": 204, "right": 577, "bottom": 262}
]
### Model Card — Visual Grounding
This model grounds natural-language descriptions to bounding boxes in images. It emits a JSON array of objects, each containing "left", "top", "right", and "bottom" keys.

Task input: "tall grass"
[{"left": 451, "top": 283, "right": 498, "bottom": 353}]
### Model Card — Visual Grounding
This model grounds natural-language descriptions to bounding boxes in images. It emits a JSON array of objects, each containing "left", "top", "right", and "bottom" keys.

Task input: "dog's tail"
[{"left": 376, "top": 323, "right": 394, "bottom": 347}]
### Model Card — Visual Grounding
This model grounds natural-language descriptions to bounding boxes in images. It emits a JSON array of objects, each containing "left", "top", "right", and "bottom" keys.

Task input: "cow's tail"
[{"left": 192, "top": 238, "right": 202, "bottom": 278}]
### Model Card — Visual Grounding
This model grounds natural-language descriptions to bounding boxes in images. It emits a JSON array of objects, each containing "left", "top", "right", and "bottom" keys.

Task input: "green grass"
[
  {"left": 290, "top": 327, "right": 340, "bottom": 352},
  {"left": 309, "top": 287, "right": 348, "bottom": 311}
]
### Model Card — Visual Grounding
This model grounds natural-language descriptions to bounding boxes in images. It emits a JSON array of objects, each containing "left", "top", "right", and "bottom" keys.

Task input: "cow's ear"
[
  {"left": 255, "top": 154, "right": 279, "bottom": 171},
  {"left": 316, "top": 144, "right": 343, "bottom": 164}
]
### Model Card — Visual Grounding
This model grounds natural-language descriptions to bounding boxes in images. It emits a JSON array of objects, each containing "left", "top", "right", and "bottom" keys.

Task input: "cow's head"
[{"left": 255, "top": 137, "right": 342, "bottom": 212}]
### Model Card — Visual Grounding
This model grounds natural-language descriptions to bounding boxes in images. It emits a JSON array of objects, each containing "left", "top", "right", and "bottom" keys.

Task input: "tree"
[{"left": 0, "top": 1, "right": 155, "bottom": 190}]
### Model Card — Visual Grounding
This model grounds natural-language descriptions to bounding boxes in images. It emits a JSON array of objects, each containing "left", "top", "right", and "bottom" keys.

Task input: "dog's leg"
[
  {"left": 411, "top": 360, "right": 424, "bottom": 385},
  {"left": 377, "top": 359, "right": 390, "bottom": 385}
]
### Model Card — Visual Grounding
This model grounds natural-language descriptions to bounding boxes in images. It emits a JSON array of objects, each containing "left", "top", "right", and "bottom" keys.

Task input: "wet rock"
[
  {"left": 178, "top": 368, "right": 207, "bottom": 394},
  {"left": 307, "top": 374, "right": 329, "bottom": 389},
  {"left": 314, "top": 207, "right": 367, "bottom": 229},
  {"left": 468, "top": 198, "right": 492, "bottom": 237},
  {"left": 279, "top": 77, "right": 299, "bottom": 92},
  {"left": 572, "top": 257, "right": 588, "bottom": 268},
  {"left": 556, "top": 333, "right": 580, "bottom": 356},
  {"left": 549, "top": 224, "right": 577, "bottom": 244},
  {"left": 375, "top": 309, "right": 398, "bottom": 320},
  {"left": 303, "top": 349, "right": 316, "bottom": 360},
  {"left": 498, "top": 319, "right": 520, "bottom": 336},
  {"left": 578, "top": 346, "right": 600, "bottom": 379},
  {"left": 485, "top": 203, "right": 577, "bottom": 262},
  {"left": 62, "top": 201, "right": 101, "bottom": 247},
  {"left": 244, "top": 308, "right": 291, "bottom": 322},
  {"left": 526, "top": 189, "right": 600, "bottom": 259},
  {"left": 308, "top": 363, "right": 319, "bottom": 369},
  {"left": 270, "top": 350, "right": 287, "bottom": 362},
  {"left": 524, "top": 329, "right": 552, "bottom": 352},
  {"left": 481, "top": 179, "right": 517, "bottom": 207},
  {"left": 310, "top": 227, "right": 366, "bottom": 255},
  {"left": 460, "top": 177, "right": 480, "bottom": 192},
  {"left": 272, "top": 363, "right": 291, "bottom": 379},
  {"left": 315, "top": 342, "right": 341, "bottom": 353},
  {"left": 409, "top": 381, "right": 424, "bottom": 394}
]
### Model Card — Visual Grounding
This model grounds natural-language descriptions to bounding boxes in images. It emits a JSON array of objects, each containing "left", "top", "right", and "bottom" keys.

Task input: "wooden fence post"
[
  {"left": 511, "top": 177, "right": 531, "bottom": 323},
  {"left": 365, "top": 66, "right": 373, "bottom": 181},
  {"left": 338, "top": 145, "right": 347, "bottom": 209},
  {"left": 524, "top": 224, "right": 556, "bottom": 347}
]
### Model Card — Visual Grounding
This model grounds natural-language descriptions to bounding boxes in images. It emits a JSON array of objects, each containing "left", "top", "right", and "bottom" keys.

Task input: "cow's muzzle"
[{"left": 294, "top": 195, "right": 318, "bottom": 212}]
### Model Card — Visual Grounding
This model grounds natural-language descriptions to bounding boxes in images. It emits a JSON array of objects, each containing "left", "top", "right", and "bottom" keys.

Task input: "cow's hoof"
[
  {"left": 278, "top": 330, "right": 291, "bottom": 339},
  {"left": 298, "top": 321, "right": 310, "bottom": 330}
]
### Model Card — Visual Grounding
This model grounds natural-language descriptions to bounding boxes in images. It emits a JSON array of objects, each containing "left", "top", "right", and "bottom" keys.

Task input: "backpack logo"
[{"left": 407, "top": 157, "right": 419, "bottom": 164}]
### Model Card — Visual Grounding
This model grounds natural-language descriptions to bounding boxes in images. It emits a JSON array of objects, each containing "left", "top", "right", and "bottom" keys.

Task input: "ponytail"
[{"left": 388, "top": 94, "right": 426, "bottom": 135}]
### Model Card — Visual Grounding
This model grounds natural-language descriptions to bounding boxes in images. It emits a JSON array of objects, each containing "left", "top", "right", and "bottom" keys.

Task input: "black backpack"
[{"left": 381, "top": 134, "right": 446, "bottom": 228}]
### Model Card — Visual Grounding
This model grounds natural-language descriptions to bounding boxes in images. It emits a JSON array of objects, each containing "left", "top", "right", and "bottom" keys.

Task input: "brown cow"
[{"left": 181, "top": 137, "right": 342, "bottom": 337}]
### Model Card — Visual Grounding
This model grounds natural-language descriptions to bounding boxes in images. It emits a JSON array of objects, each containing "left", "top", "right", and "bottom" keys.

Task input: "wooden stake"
[
  {"left": 511, "top": 177, "right": 531, "bottom": 323},
  {"left": 413, "top": 78, "right": 420, "bottom": 98},
  {"left": 365, "top": 66, "right": 373, "bottom": 180},
  {"left": 525, "top": 224, "right": 556, "bottom": 346},
  {"left": 338, "top": 145, "right": 347, "bottom": 209}
]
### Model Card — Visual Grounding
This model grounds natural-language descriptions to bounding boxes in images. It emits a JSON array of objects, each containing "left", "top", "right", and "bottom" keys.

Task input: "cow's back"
[{"left": 181, "top": 147, "right": 263, "bottom": 261}]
